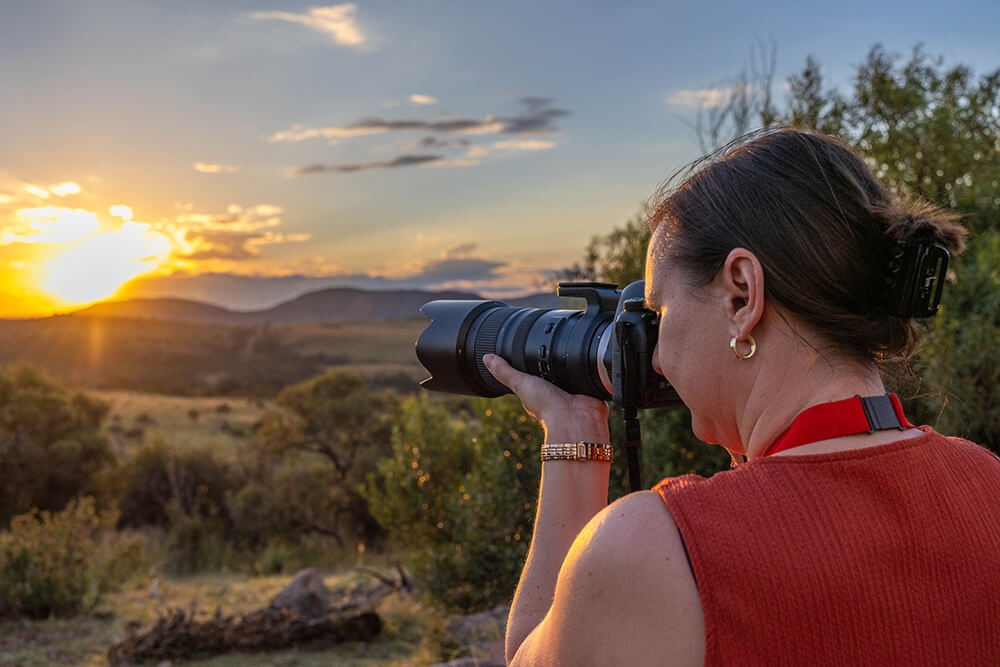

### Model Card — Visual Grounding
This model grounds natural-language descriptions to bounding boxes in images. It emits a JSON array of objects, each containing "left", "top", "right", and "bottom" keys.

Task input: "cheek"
[{"left": 656, "top": 307, "right": 723, "bottom": 401}]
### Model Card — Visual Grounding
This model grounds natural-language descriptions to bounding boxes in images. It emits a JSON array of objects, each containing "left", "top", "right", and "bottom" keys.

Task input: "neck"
[{"left": 736, "top": 354, "right": 887, "bottom": 461}]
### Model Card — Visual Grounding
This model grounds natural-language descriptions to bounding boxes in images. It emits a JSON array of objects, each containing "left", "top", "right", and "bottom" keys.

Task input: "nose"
[{"left": 651, "top": 343, "right": 663, "bottom": 376}]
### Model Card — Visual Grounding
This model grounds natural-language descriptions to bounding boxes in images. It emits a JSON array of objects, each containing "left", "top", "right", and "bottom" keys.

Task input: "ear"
[{"left": 719, "top": 248, "right": 765, "bottom": 339}]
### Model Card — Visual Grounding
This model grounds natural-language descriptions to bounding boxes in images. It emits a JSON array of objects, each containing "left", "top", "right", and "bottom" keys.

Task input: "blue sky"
[{"left": 0, "top": 0, "right": 997, "bottom": 313}]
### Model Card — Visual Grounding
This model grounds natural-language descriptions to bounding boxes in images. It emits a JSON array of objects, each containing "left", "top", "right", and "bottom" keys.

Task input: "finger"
[{"left": 482, "top": 353, "right": 523, "bottom": 393}]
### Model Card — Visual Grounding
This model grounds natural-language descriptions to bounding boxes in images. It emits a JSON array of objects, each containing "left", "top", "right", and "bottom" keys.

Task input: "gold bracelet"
[{"left": 540, "top": 442, "right": 613, "bottom": 463}]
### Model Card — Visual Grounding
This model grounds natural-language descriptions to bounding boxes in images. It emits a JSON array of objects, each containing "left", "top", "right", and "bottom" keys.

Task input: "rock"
[
  {"left": 268, "top": 568, "right": 331, "bottom": 620},
  {"left": 445, "top": 605, "right": 508, "bottom": 645},
  {"left": 444, "top": 605, "right": 508, "bottom": 666}
]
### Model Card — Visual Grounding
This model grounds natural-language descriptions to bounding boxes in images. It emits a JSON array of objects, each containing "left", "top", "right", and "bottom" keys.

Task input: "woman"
[{"left": 483, "top": 128, "right": 1000, "bottom": 666}]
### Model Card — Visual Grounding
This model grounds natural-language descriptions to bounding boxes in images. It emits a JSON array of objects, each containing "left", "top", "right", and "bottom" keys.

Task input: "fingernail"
[{"left": 483, "top": 354, "right": 496, "bottom": 368}]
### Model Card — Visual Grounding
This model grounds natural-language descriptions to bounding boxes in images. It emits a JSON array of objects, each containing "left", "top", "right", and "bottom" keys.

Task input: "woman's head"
[
  {"left": 643, "top": 127, "right": 966, "bottom": 449},
  {"left": 648, "top": 127, "right": 966, "bottom": 365}
]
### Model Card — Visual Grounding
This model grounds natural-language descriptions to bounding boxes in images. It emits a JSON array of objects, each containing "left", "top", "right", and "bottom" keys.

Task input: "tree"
[
  {"left": 251, "top": 369, "right": 400, "bottom": 547},
  {"left": 781, "top": 44, "right": 1000, "bottom": 451},
  {"left": 567, "top": 43, "right": 1000, "bottom": 459},
  {"left": 0, "top": 365, "right": 114, "bottom": 526}
]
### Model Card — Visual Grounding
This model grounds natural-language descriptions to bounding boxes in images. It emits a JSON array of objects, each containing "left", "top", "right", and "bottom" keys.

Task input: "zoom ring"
[{"left": 473, "top": 307, "right": 515, "bottom": 394}]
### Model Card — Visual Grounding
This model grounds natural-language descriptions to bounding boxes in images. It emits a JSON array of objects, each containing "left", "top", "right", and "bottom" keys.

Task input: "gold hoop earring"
[{"left": 730, "top": 334, "right": 756, "bottom": 360}]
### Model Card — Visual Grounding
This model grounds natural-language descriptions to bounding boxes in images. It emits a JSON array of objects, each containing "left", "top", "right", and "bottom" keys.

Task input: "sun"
[{"left": 43, "top": 221, "right": 172, "bottom": 306}]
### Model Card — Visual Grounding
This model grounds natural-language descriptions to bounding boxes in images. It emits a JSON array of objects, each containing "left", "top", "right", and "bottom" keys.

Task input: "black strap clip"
[{"left": 858, "top": 395, "right": 905, "bottom": 433}]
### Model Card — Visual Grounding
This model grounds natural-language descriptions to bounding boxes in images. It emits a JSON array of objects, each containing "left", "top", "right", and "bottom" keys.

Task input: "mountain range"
[{"left": 56, "top": 287, "right": 567, "bottom": 325}]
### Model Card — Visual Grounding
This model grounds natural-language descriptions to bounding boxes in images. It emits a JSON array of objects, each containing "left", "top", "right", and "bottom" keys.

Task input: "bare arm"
[
  {"left": 481, "top": 354, "right": 611, "bottom": 660},
  {"left": 506, "top": 441, "right": 611, "bottom": 660}
]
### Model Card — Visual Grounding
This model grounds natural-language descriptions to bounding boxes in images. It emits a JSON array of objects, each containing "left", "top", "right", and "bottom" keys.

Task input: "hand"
[{"left": 483, "top": 354, "right": 610, "bottom": 444}]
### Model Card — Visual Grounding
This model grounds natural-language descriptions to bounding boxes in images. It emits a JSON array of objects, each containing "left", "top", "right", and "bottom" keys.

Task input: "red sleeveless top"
[{"left": 654, "top": 428, "right": 1000, "bottom": 666}]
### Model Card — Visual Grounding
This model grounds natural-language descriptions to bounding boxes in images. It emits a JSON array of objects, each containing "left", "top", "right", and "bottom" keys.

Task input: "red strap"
[{"left": 763, "top": 394, "right": 914, "bottom": 457}]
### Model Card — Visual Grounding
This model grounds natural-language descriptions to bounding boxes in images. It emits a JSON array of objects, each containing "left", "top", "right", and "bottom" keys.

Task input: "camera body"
[{"left": 415, "top": 280, "right": 681, "bottom": 409}]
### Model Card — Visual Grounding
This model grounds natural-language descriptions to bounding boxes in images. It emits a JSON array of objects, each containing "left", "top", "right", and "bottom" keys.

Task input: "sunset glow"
[
  {"left": 42, "top": 222, "right": 172, "bottom": 305},
  {"left": 0, "top": 2, "right": 992, "bottom": 317}
]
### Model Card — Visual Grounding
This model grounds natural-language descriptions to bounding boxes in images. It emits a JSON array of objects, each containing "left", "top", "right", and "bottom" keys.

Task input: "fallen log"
[{"left": 107, "top": 606, "right": 382, "bottom": 664}]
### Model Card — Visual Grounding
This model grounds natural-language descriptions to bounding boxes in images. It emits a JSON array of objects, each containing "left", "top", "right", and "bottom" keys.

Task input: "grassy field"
[
  {"left": 0, "top": 569, "right": 454, "bottom": 666},
  {"left": 0, "top": 316, "right": 427, "bottom": 397},
  {"left": 282, "top": 320, "right": 426, "bottom": 366},
  {"left": 94, "top": 390, "right": 272, "bottom": 456}
]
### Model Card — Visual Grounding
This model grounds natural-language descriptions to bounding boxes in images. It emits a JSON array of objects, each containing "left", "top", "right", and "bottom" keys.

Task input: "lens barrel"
[{"left": 416, "top": 283, "right": 620, "bottom": 400}]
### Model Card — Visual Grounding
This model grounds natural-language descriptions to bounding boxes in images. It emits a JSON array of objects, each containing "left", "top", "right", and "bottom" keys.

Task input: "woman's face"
[{"left": 644, "top": 228, "right": 731, "bottom": 444}]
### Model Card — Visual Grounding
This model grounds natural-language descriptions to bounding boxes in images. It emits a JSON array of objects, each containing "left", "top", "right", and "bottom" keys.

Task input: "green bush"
[
  {"left": 161, "top": 511, "right": 230, "bottom": 575},
  {"left": 228, "top": 460, "right": 360, "bottom": 551},
  {"left": 0, "top": 365, "right": 114, "bottom": 527},
  {"left": 366, "top": 393, "right": 542, "bottom": 613},
  {"left": 0, "top": 498, "right": 149, "bottom": 618},
  {"left": 899, "top": 227, "right": 1000, "bottom": 451},
  {"left": 116, "top": 441, "right": 240, "bottom": 528}
]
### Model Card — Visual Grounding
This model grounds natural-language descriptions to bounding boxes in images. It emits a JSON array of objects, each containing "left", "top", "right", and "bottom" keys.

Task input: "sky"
[{"left": 0, "top": 0, "right": 997, "bottom": 315}]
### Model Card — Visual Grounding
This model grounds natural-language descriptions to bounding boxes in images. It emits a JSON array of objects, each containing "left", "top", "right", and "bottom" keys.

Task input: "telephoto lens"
[
  {"left": 416, "top": 279, "right": 681, "bottom": 410},
  {"left": 416, "top": 282, "right": 622, "bottom": 400}
]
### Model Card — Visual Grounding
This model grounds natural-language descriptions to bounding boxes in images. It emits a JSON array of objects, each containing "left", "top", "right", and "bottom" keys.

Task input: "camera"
[{"left": 415, "top": 280, "right": 681, "bottom": 409}]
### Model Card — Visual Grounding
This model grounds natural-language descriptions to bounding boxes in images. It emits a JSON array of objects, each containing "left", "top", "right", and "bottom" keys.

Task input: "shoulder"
[{"left": 514, "top": 491, "right": 704, "bottom": 666}]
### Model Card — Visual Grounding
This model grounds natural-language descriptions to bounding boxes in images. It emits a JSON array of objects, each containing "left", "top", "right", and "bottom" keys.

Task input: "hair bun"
[{"left": 877, "top": 200, "right": 967, "bottom": 253}]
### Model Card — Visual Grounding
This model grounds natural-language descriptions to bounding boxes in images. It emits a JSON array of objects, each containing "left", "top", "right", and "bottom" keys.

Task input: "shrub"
[
  {"left": 161, "top": 511, "right": 230, "bottom": 575},
  {"left": 0, "top": 365, "right": 114, "bottom": 527},
  {"left": 366, "top": 394, "right": 542, "bottom": 613},
  {"left": 898, "top": 227, "right": 1000, "bottom": 452},
  {"left": 0, "top": 498, "right": 149, "bottom": 618},
  {"left": 116, "top": 441, "right": 240, "bottom": 528}
]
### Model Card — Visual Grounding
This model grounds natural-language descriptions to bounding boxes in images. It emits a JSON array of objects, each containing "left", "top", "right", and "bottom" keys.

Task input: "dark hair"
[{"left": 648, "top": 127, "right": 966, "bottom": 364}]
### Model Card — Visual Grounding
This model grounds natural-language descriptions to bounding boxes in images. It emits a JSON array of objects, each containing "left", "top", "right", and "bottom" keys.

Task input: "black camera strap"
[{"left": 614, "top": 318, "right": 643, "bottom": 492}]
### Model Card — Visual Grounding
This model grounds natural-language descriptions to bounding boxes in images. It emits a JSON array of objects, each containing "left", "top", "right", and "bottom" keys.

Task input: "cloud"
[
  {"left": 110, "top": 205, "right": 133, "bottom": 220},
  {"left": 269, "top": 97, "right": 570, "bottom": 143},
  {"left": 491, "top": 139, "right": 555, "bottom": 151},
  {"left": 441, "top": 242, "right": 478, "bottom": 259},
  {"left": 3, "top": 207, "right": 100, "bottom": 245},
  {"left": 23, "top": 185, "right": 51, "bottom": 199},
  {"left": 20, "top": 182, "right": 81, "bottom": 199},
  {"left": 388, "top": 257, "right": 505, "bottom": 283},
  {"left": 170, "top": 202, "right": 309, "bottom": 263},
  {"left": 665, "top": 84, "right": 767, "bottom": 109},
  {"left": 410, "top": 94, "right": 438, "bottom": 105},
  {"left": 49, "top": 182, "right": 81, "bottom": 196},
  {"left": 293, "top": 154, "right": 445, "bottom": 174},
  {"left": 408, "top": 136, "right": 470, "bottom": 150},
  {"left": 251, "top": 3, "right": 366, "bottom": 47},
  {"left": 194, "top": 162, "right": 238, "bottom": 173}
]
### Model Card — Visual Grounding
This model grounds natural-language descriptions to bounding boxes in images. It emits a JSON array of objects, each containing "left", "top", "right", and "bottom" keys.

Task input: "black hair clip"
[{"left": 883, "top": 242, "right": 950, "bottom": 318}]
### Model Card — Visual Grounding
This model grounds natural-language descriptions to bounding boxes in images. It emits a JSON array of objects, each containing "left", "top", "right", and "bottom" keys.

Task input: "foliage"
[
  {"left": 253, "top": 369, "right": 400, "bottom": 548},
  {"left": 228, "top": 460, "right": 362, "bottom": 551},
  {"left": 0, "top": 498, "right": 149, "bottom": 618},
  {"left": 366, "top": 393, "right": 542, "bottom": 613},
  {"left": 0, "top": 364, "right": 115, "bottom": 527},
  {"left": 116, "top": 441, "right": 240, "bottom": 528},
  {"left": 780, "top": 45, "right": 1000, "bottom": 452},
  {"left": 561, "top": 212, "right": 651, "bottom": 289},
  {"left": 902, "top": 228, "right": 1000, "bottom": 450},
  {"left": 567, "top": 44, "right": 1000, "bottom": 461},
  {"left": 608, "top": 408, "right": 732, "bottom": 498}
]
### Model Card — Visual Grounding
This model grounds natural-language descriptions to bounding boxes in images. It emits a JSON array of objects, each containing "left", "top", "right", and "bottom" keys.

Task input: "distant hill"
[{"left": 64, "top": 287, "right": 567, "bottom": 325}]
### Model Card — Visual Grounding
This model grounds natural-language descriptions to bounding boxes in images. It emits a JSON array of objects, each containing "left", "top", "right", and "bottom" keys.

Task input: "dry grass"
[
  {"left": 94, "top": 390, "right": 270, "bottom": 456},
  {"left": 0, "top": 570, "right": 449, "bottom": 666},
  {"left": 281, "top": 320, "right": 426, "bottom": 366}
]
